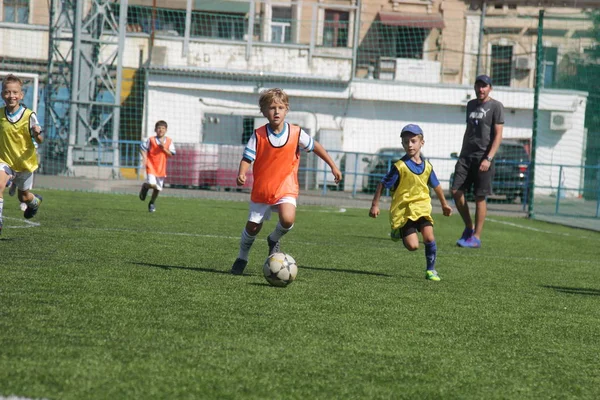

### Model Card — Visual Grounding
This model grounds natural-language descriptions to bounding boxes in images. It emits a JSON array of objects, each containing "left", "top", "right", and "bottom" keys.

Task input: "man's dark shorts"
[{"left": 452, "top": 157, "right": 495, "bottom": 197}]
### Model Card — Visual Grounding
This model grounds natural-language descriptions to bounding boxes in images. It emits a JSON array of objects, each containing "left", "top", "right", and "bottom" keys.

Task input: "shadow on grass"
[
  {"left": 543, "top": 285, "right": 600, "bottom": 296},
  {"left": 300, "top": 265, "right": 392, "bottom": 277},
  {"left": 131, "top": 261, "right": 230, "bottom": 275},
  {"left": 249, "top": 282, "right": 276, "bottom": 287}
]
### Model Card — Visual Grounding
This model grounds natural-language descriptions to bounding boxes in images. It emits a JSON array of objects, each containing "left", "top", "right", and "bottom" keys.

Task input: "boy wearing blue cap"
[
  {"left": 369, "top": 124, "right": 452, "bottom": 281},
  {"left": 452, "top": 74, "right": 504, "bottom": 248}
]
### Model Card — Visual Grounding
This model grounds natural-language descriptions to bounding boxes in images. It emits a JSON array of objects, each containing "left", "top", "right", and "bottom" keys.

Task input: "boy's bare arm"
[
  {"left": 312, "top": 141, "right": 342, "bottom": 184},
  {"left": 369, "top": 182, "right": 384, "bottom": 218},
  {"left": 433, "top": 184, "right": 452, "bottom": 217},
  {"left": 158, "top": 139, "right": 173, "bottom": 156},
  {"left": 236, "top": 159, "right": 252, "bottom": 186},
  {"left": 32, "top": 125, "right": 43, "bottom": 144}
]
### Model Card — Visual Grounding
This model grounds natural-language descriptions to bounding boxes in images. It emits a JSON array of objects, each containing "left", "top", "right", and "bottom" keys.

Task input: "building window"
[
  {"left": 3, "top": 0, "right": 29, "bottom": 23},
  {"left": 543, "top": 47, "right": 558, "bottom": 87},
  {"left": 491, "top": 44, "right": 513, "bottom": 86},
  {"left": 191, "top": 12, "right": 246, "bottom": 40},
  {"left": 271, "top": 6, "right": 292, "bottom": 43},
  {"left": 395, "top": 27, "right": 427, "bottom": 59},
  {"left": 323, "top": 9, "right": 349, "bottom": 47}
]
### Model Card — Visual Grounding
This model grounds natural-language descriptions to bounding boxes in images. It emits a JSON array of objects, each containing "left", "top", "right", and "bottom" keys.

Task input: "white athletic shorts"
[
  {"left": 0, "top": 163, "right": 34, "bottom": 191},
  {"left": 146, "top": 174, "right": 164, "bottom": 191},
  {"left": 248, "top": 196, "right": 297, "bottom": 224}
]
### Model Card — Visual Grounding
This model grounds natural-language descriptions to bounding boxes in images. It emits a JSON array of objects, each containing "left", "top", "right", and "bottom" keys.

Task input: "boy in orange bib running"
[
  {"left": 231, "top": 88, "right": 342, "bottom": 275},
  {"left": 139, "top": 120, "right": 175, "bottom": 212}
]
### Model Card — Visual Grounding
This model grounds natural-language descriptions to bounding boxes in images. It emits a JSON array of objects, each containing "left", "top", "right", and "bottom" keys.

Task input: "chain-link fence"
[{"left": 0, "top": 1, "right": 598, "bottom": 229}]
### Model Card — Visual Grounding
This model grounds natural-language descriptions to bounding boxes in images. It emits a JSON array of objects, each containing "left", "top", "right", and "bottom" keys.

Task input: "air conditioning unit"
[
  {"left": 515, "top": 56, "right": 531, "bottom": 70},
  {"left": 550, "top": 111, "right": 572, "bottom": 130}
]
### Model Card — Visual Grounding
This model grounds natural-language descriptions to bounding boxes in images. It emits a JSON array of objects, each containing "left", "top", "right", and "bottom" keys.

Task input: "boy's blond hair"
[
  {"left": 1, "top": 74, "right": 23, "bottom": 91},
  {"left": 258, "top": 88, "right": 289, "bottom": 112}
]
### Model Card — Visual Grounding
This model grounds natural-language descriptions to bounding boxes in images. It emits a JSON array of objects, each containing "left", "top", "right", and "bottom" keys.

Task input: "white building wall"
[{"left": 147, "top": 73, "right": 588, "bottom": 196}]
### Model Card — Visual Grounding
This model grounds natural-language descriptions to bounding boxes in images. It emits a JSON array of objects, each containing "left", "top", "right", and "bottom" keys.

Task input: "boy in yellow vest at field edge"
[
  {"left": 0, "top": 74, "right": 44, "bottom": 235},
  {"left": 230, "top": 88, "right": 342, "bottom": 275},
  {"left": 369, "top": 124, "right": 452, "bottom": 281}
]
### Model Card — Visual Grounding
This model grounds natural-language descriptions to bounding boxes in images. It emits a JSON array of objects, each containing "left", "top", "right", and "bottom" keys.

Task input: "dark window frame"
[
  {"left": 323, "top": 9, "right": 349, "bottom": 48},
  {"left": 3, "top": 0, "right": 29, "bottom": 23}
]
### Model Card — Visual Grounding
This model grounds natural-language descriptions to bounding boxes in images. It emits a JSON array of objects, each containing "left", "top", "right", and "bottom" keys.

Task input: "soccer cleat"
[
  {"left": 456, "top": 228, "right": 474, "bottom": 246},
  {"left": 461, "top": 236, "right": 481, "bottom": 248},
  {"left": 8, "top": 182, "right": 16, "bottom": 196},
  {"left": 24, "top": 194, "right": 42, "bottom": 219},
  {"left": 139, "top": 185, "right": 148, "bottom": 201},
  {"left": 148, "top": 203, "right": 156, "bottom": 213},
  {"left": 267, "top": 236, "right": 280, "bottom": 256},
  {"left": 426, "top": 270, "right": 441, "bottom": 281},
  {"left": 230, "top": 258, "right": 248, "bottom": 275}
]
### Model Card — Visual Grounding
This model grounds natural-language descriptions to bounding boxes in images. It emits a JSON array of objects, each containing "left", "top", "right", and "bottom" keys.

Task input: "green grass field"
[{"left": 1, "top": 189, "right": 599, "bottom": 399}]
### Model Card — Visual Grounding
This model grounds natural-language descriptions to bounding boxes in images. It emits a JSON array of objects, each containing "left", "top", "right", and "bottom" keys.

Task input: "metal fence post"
[
  {"left": 528, "top": 10, "right": 544, "bottom": 218},
  {"left": 555, "top": 165, "right": 563, "bottom": 215}
]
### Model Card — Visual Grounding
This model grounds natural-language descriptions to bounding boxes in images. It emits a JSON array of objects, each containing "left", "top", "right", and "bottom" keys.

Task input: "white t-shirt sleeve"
[
  {"left": 243, "top": 132, "right": 257, "bottom": 162},
  {"left": 140, "top": 138, "right": 150, "bottom": 152},
  {"left": 168, "top": 139, "right": 176, "bottom": 154},
  {"left": 299, "top": 128, "right": 314, "bottom": 152}
]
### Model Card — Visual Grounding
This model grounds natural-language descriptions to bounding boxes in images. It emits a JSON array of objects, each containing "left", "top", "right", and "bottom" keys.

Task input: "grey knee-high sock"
[
  {"left": 237, "top": 229, "right": 256, "bottom": 261},
  {"left": 268, "top": 222, "right": 293, "bottom": 242}
]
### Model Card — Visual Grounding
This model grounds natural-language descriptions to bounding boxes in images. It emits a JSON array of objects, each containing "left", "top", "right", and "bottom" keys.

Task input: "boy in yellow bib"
[
  {"left": 369, "top": 124, "right": 452, "bottom": 281},
  {"left": 0, "top": 74, "right": 44, "bottom": 235}
]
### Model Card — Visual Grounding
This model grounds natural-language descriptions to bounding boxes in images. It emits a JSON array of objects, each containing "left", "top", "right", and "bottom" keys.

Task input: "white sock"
[
  {"left": 237, "top": 229, "right": 256, "bottom": 261},
  {"left": 0, "top": 198, "right": 4, "bottom": 219},
  {"left": 268, "top": 222, "right": 293, "bottom": 243}
]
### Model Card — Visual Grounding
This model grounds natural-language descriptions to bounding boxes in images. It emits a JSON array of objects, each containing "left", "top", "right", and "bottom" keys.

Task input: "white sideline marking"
[
  {"left": 2, "top": 216, "right": 41, "bottom": 229},
  {"left": 298, "top": 208, "right": 347, "bottom": 213},
  {"left": 0, "top": 396, "right": 48, "bottom": 400},
  {"left": 87, "top": 226, "right": 596, "bottom": 265},
  {"left": 486, "top": 218, "right": 595, "bottom": 239}
]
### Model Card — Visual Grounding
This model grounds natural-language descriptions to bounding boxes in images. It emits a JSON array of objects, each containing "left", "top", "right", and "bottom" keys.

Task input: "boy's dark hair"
[
  {"left": 1, "top": 74, "right": 23, "bottom": 91},
  {"left": 155, "top": 120, "right": 168, "bottom": 129},
  {"left": 259, "top": 88, "right": 289, "bottom": 112}
]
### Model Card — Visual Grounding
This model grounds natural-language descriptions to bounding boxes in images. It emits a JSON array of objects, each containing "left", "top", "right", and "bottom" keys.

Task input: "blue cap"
[
  {"left": 401, "top": 124, "right": 423, "bottom": 136},
  {"left": 475, "top": 74, "right": 493, "bottom": 86}
]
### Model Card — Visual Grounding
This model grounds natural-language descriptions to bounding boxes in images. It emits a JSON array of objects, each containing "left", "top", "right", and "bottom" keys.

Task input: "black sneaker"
[
  {"left": 139, "top": 185, "right": 149, "bottom": 201},
  {"left": 148, "top": 203, "right": 156, "bottom": 213},
  {"left": 267, "top": 236, "right": 280, "bottom": 256},
  {"left": 230, "top": 258, "right": 248, "bottom": 275},
  {"left": 24, "top": 194, "right": 42, "bottom": 219}
]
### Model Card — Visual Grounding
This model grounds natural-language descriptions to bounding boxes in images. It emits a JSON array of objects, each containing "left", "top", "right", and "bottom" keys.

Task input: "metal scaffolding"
[{"left": 45, "top": 0, "right": 128, "bottom": 176}]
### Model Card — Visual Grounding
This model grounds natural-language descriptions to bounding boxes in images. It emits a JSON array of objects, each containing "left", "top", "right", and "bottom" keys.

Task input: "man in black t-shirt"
[{"left": 452, "top": 74, "right": 504, "bottom": 248}]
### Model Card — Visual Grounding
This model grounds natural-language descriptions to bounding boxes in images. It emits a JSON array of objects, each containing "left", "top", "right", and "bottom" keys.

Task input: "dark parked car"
[
  {"left": 450, "top": 140, "right": 530, "bottom": 203},
  {"left": 362, "top": 147, "right": 406, "bottom": 193}
]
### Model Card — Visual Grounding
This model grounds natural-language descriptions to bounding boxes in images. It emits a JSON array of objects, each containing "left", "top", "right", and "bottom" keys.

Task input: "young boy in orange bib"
[
  {"left": 139, "top": 120, "right": 175, "bottom": 212},
  {"left": 231, "top": 88, "right": 342, "bottom": 275}
]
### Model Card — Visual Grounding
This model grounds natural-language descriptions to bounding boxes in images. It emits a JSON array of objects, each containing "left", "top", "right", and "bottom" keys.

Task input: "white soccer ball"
[{"left": 263, "top": 252, "right": 298, "bottom": 287}]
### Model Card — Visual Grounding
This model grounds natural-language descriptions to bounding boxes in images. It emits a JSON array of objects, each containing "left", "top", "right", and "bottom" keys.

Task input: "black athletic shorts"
[
  {"left": 400, "top": 217, "right": 433, "bottom": 238},
  {"left": 452, "top": 157, "right": 495, "bottom": 197}
]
